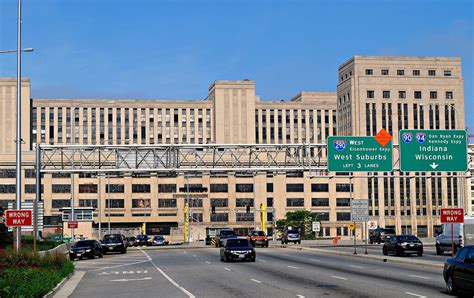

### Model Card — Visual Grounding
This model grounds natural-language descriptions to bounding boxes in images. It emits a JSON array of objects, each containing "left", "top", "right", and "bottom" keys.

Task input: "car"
[
  {"left": 247, "top": 230, "right": 269, "bottom": 247},
  {"left": 69, "top": 240, "right": 103, "bottom": 260},
  {"left": 126, "top": 236, "right": 138, "bottom": 247},
  {"left": 137, "top": 234, "right": 152, "bottom": 246},
  {"left": 217, "top": 229, "right": 237, "bottom": 247},
  {"left": 382, "top": 235, "right": 423, "bottom": 257},
  {"left": 152, "top": 235, "right": 169, "bottom": 246},
  {"left": 220, "top": 238, "right": 256, "bottom": 262},
  {"left": 369, "top": 227, "right": 396, "bottom": 244},
  {"left": 436, "top": 223, "right": 462, "bottom": 255},
  {"left": 101, "top": 234, "right": 127, "bottom": 254},
  {"left": 281, "top": 230, "right": 301, "bottom": 245},
  {"left": 443, "top": 245, "right": 474, "bottom": 295}
]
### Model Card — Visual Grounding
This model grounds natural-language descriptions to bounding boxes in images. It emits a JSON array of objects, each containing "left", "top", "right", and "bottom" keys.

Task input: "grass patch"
[{"left": 0, "top": 249, "right": 74, "bottom": 297}]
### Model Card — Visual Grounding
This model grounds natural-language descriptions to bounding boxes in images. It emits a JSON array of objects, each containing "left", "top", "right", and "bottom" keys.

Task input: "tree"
[{"left": 276, "top": 210, "right": 320, "bottom": 239}]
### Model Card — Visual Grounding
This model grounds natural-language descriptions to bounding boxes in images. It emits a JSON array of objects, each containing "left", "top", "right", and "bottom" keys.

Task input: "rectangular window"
[
  {"left": 286, "top": 184, "right": 304, "bottom": 192},
  {"left": 383, "top": 91, "right": 390, "bottom": 99},
  {"left": 381, "top": 69, "right": 389, "bottom": 75},
  {"left": 414, "top": 91, "right": 422, "bottom": 99},
  {"left": 266, "top": 183, "right": 274, "bottom": 193},
  {"left": 236, "top": 212, "right": 254, "bottom": 222},
  {"left": 210, "top": 184, "right": 228, "bottom": 193},
  {"left": 311, "top": 198, "right": 329, "bottom": 206},
  {"left": 367, "top": 90, "right": 374, "bottom": 99},
  {"left": 210, "top": 198, "right": 228, "bottom": 207},
  {"left": 336, "top": 183, "right": 352, "bottom": 192},
  {"left": 25, "top": 184, "right": 44, "bottom": 193},
  {"left": 79, "top": 199, "right": 97, "bottom": 208},
  {"left": 188, "top": 198, "right": 202, "bottom": 207},
  {"left": 158, "top": 184, "right": 177, "bottom": 193},
  {"left": 413, "top": 69, "right": 420, "bottom": 76},
  {"left": 365, "top": 69, "right": 373, "bottom": 75},
  {"left": 236, "top": 198, "right": 254, "bottom": 207},
  {"left": 0, "top": 185, "right": 16, "bottom": 193},
  {"left": 445, "top": 91, "right": 453, "bottom": 99},
  {"left": 79, "top": 184, "right": 98, "bottom": 193},
  {"left": 211, "top": 213, "right": 228, "bottom": 222},
  {"left": 397, "top": 69, "right": 404, "bottom": 76},
  {"left": 52, "top": 199, "right": 70, "bottom": 209},
  {"left": 267, "top": 197, "right": 273, "bottom": 207},
  {"left": 336, "top": 198, "right": 351, "bottom": 207},
  {"left": 311, "top": 184, "right": 329, "bottom": 192},
  {"left": 106, "top": 184, "right": 125, "bottom": 193},
  {"left": 132, "top": 199, "right": 151, "bottom": 208},
  {"left": 236, "top": 184, "right": 253, "bottom": 193},
  {"left": 428, "top": 69, "right": 436, "bottom": 76},
  {"left": 52, "top": 184, "right": 71, "bottom": 193},
  {"left": 336, "top": 212, "right": 351, "bottom": 221},
  {"left": 286, "top": 198, "right": 304, "bottom": 207},
  {"left": 444, "top": 70, "right": 451, "bottom": 76},
  {"left": 0, "top": 169, "right": 16, "bottom": 178},
  {"left": 399, "top": 91, "right": 406, "bottom": 99},
  {"left": 132, "top": 184, "right": 151, "bottom": 193},
  {"left": 158, "top": 199, "right": 177, "bottom": 208},
  {"left": 106, "top": 199, "right": 125, "bottom": 208},
  {"left": 430, "top": 91, "right": 437, "bottom": 99}
]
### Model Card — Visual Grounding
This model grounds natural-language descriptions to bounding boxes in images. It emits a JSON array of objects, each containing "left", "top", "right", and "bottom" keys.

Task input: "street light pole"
[{"left": 15, "top": 0, "right": 23, "bottom": 252}]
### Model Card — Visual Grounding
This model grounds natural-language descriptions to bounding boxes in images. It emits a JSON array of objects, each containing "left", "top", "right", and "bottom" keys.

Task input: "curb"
[
  {"left": 273, "top": 245, "right": 444, "bottom": 269},
  {"left": 43, "top": 270, "right": 74, "bottom": 298}
]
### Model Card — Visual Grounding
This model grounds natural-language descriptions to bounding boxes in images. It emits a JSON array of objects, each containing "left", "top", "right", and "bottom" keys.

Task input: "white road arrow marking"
[
  {"left": 110, "top": 277, "right": 152, "bottom": 282},
  {"left": 429, "top": 162, "right": 439, "bottom": 169}
]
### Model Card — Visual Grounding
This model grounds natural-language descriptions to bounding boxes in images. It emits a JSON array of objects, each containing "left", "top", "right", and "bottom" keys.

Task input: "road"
[{"left": 65, "top": 246, "right": 450, "bottom": 298}]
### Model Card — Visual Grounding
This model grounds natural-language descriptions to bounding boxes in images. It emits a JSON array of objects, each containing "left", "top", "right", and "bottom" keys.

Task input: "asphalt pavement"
[{"left": 57, "top": 246, "right": 452, "bottom": 298}]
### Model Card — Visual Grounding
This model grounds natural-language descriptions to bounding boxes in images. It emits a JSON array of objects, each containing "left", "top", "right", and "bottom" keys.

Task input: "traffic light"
[
  {"left": 211, "top": 206, "right": 216, "bottom": 214},
  {"left": 246, "top": 205, "right": 250, "bottom": 213}
]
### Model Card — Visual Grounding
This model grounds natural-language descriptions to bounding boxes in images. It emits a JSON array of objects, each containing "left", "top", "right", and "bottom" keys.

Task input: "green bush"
[{"left": 0, "top": 250, "right": 74, "bottom": 297}]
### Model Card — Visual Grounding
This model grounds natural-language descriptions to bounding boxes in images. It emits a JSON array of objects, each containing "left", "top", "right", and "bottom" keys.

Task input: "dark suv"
[
  {"left": 101, "top": 234, "right": 127, "bottom": 254},
  {"left": 369, "top": 228, "right": 396, "bottom": 244},
  {"left": 281, "top": 230, "right": 301, "bottom": 244},
  {"left": 217, "top": 229, "right": 237, "bottom": 247}
]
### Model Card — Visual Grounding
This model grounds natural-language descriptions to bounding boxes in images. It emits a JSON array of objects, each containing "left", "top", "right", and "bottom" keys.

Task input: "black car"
[
  {"left": 137, "top": 234, "right": 152, "bottom": 246},
  {"left": 220, "top": 238, "right": 256, "bottom": 262},
  {"left": 382, "top": 235, "right": 423, "bottom": 257},
  {"left": 369, "top": 228, "right": 396, "bottom": 244},
  {"left": 101, "top": 234, "right": 127, "bottom": 254},
  {"left": 69, "top": 240, "right": 103, "bottom": 260},
  {"left": 443, "top": 245, "right": 474, "bottom": 295},
  {"left": 217, "top": 229, "right": 237, "bottom": 247}
]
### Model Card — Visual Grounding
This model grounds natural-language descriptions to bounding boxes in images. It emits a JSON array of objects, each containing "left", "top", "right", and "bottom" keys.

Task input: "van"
[{"left": 436, "top": 215, "right": 474, "bottom": 255}]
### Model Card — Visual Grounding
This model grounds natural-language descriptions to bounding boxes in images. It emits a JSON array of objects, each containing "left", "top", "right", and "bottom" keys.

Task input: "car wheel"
[
  {"left": 436, "top": 245, "right": 443, "bottom": 255},
  {"left": 121, "top": 248, "right": 126, "bottom": 254},
  {"left": 369, "top": 239, "right": 373, "bottom": 244},
  {"left": 446, "top": 275, "right": 457, "bottom": 295},
  {"left": 417, "top": 251, "right": 423, "bottom": 257},
  {"left": 99, "top": 252, "right": 103, "bottom": 258},
  {"left": 382, "top": 247, "right": 388, "bottom": 256},
  {"left": 377, "top": 239, "right": 381, "bottom": 244},
  {"left": 251, "top": 257, "right": 256, "bottom": 262},
  {"left": 265, "top": 242, "right": 269, "bottom": 248}
]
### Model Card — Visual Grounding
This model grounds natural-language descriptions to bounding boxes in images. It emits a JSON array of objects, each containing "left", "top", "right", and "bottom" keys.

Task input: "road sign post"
[
  {"left": 399, "top": 130, "right": 468, "bottom": 172},
  {"left": 440, "top": 208, "right": 464, "bottom": 257}
]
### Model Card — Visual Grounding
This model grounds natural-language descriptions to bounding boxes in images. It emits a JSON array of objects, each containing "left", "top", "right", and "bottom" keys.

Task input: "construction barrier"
[
  {"left": 332, "top": 236, "right": 339, "bottom": 245},
  {"left": 211, "top": 237, "right": 217, "bottom": 247}
]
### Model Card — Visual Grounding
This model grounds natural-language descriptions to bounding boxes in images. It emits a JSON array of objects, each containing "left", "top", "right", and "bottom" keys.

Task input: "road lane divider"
[
  {"left": 110, "top": 277, "right": 152, "bottom": 282},
  {"left": 404, "top": 292, "right": 426, "bottom": 298},
  {"left": 349, "top": 265, "right": 364, "bottom": 269},
  {"left": 251, "top": 279, "right": 262, "bottom": 284},
  {"left": 224, "top": 267, "right": 231, "bottom": 271},
  {"left": 287, "top": 265, "right": 298, "bottom": 269},
  {"left": 331, "top": 275, "right": 348, "bottom": 280},
  {"left": 408, "top": 275, "right": 430, "bottom": 280},
  {"left": 205, "top": 261, "right": 211, "bottom": 264},
  {"left": 309, "top": 258, "right": 321, "bottom": 262},
  {"left": 139, "top": 248, "right": 195, "bottom": 298}
]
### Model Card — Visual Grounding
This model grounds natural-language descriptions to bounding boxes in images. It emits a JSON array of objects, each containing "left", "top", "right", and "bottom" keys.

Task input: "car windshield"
[
  {"left": 154, "top": 236, "right": 164, "bottom": 240},
  {"left": 287, "top": 230, "right": 299, "bottom": 234},
  {"left": 398, "top": 235, "right": 419, "bottom": 242},
  {"left": 138, "top": 235, "right": 148, "bottom": 240},
  {"left": 103, "top": 235, "right": 121, "bottom": 240},
  {"left": 74, "top": 240, "right": 95, "bottom": 247},
  {"left": 256, "top": 231, "right": 266, "bottom": 236},
  {"left": 221, "top": 230, "right": 235, "bottom": 236},
  {"left": 226, "top": 239, "right": 250, "bottom": 247}
]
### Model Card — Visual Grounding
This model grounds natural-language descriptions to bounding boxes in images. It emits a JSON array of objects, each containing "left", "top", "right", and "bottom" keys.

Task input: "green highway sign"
[
  {"left": 327, "top": 136, "right": 393, "bottom": 172},
  {"left": 399, "top": 130, "right": 468, "bottom": 172}
]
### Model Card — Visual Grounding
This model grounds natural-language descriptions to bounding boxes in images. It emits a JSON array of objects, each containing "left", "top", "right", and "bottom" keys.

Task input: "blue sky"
[{"left": 1, "top": 0, "right": 473, "bottom": 129}]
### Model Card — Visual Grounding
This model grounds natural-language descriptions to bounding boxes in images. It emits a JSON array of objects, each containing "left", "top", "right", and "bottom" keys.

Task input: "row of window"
[
  {"left": 365, "top": 68, "right": 451, "bottom": 77},
  {"left": 367, "top": 90, "right": 454, "bottom": 100}
]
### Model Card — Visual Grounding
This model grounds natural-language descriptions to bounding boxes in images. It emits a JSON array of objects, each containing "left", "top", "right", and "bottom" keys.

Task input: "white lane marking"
[
  {"left": 183, "top": 251, "right": 188, "bottom": 254},
  {"left": 192, "top": 255, "right": 197, "bottom": 257},
  {"left": 259, "top": 259, "right": 267, "bottom": 262},
  {"left": 110, "top": 277, "right": 152, "bottom": 282},
  {"left": 350, "top": 265, "right": 364, "bottom": 269},
  {"left": 140, "top": 249, "right": 195, "bottom": 298},
  {"left": 287, "top": 265, "right": 298, "bottom": 269},
  {"left": 282, "top": 254, "right": 290, "bottom": 256},
  {"left": 331, "top": 275, "right": 348, "bottom": 280},
  {"left": 205, "top": 261, "right": 211, "bottom": 264},
  {"left": 224, "top": 267, "right": 231, "bottom": 271},
  {"left": 408, "top": 275, "right": 430, "bottom": 280},
  {"left": 297, "top": 295, "right": 305, "bottom": 298},
  {"left": 310, "top": 258, "right": 321, "bottom": 262},
  {"left": 251, "top": 278, "right": 262, "bottom": 284},
  {"left": 405, "top": 292, "right": 426, "bottom": 298},
  {"left": 90, "top": 260, "right": 150, "bottom": 272}
]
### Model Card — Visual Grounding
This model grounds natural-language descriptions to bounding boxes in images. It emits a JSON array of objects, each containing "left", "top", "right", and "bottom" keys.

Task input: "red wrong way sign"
[
  {"left": 68, "top": 221, "right": 78, "bottom": 229},
  {"left": 5, "top": 210, "right": 32, "bottom": 227},
  {"left": 440, "top": 208, "right": 464, "bottom": 223}
]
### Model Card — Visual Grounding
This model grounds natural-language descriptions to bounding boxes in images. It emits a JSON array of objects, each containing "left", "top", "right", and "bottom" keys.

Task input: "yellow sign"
[
  {"left": 348, "top": 223, "right": 355, "bottom": 231},
  {"left": 184, "top": 203, "right": 189, "bottom": 242}
]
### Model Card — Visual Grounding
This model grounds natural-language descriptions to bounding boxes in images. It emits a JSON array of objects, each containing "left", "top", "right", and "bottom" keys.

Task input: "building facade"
[{"left": 0, "top": 56, "right": 469, "bottom": 241}]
